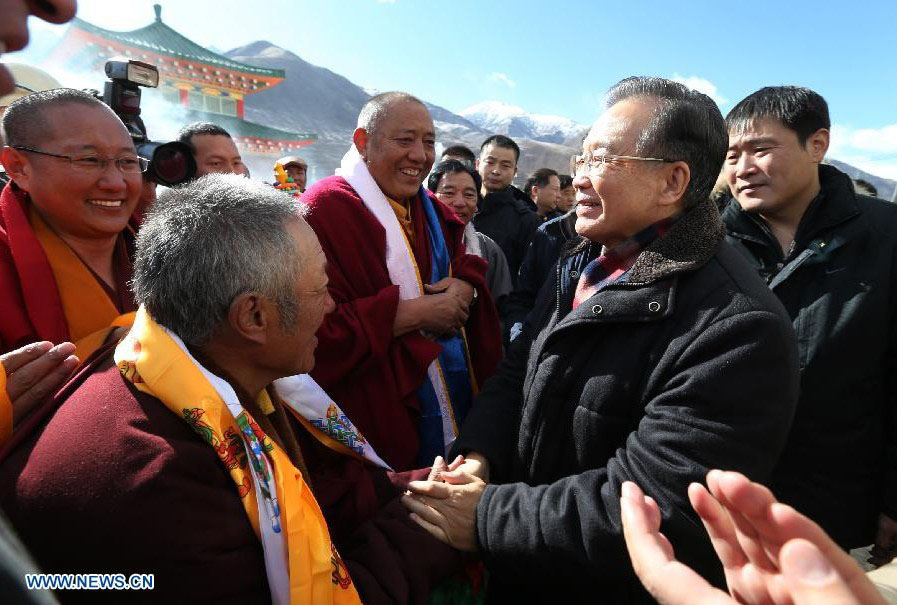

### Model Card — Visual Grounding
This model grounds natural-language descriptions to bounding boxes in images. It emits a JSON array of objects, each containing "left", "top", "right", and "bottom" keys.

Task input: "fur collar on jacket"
[{"left": 564, "top": 197, "right": 724, "bottom": 285}]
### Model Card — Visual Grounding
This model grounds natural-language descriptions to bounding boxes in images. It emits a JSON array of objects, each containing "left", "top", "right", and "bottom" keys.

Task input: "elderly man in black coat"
[{"left": 402, "top": 77, "right": 800, "bottom": 603}]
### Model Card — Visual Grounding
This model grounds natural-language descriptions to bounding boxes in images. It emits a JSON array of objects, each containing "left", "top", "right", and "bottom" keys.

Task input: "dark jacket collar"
[
  {"left": 722, "top": 164, "right": 861, "bottom": 250},
  {"left": 564, "top": 196, "right": 724, "bottom": 286}
]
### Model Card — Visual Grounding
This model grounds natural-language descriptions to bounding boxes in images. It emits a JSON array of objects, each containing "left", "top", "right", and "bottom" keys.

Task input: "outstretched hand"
[
  {"left": 621, "top": 470, "right": 886, "bottom": 605},
  {"left": 2, "top": 341, "right": 78, "bottom": 424}
]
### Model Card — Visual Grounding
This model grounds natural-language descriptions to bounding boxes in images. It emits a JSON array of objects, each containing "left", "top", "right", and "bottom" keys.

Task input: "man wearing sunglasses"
[
  {"left": 0, "top": 88, "right": 142, "bottom": 444},
  {"left": 403, "top": 77, "right": 800, "bottom": 603}
]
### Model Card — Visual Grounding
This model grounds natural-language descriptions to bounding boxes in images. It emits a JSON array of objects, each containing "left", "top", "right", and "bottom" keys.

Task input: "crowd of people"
[{"left": 2, "top": 1, "right": 897, "bottom": 604}]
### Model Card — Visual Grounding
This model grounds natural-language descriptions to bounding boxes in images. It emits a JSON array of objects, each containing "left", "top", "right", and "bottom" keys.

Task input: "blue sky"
[{"left": 13, "top": 0, "right": 897, "bottom": 178}]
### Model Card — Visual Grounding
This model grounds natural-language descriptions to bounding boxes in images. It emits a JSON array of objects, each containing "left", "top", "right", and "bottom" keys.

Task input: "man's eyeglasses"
[
  {"left": 11, "top": 146, "right": 149, "bottom": 174},
  {"left": 571, "top": 151, "right": 676, "bottom": 174}
]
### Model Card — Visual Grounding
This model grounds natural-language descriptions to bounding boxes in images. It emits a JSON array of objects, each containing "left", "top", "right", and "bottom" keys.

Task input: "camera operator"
[
  {"left": 177, "top": 122, "right": 249, "bottom": 178},
  {"left": 0, "top": 88, "right": 142, "bottom": 444}
]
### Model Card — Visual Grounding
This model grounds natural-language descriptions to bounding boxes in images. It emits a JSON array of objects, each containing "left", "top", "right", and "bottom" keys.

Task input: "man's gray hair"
[
  {"left": 356, "top": 91, "right": 426, "bottom": 137},
  {"left": 605, "top": 76, "right": 727, "bottom": 209},
  {"left": 132, "top": 174, "right": 307, "bottom": 345}
]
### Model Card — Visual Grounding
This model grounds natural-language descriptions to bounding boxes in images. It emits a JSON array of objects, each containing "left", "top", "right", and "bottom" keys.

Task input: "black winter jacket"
[
  {"left": 722, "top": 163, "right": 897, "bottom": 549},
  {"left": 505, "top": 211, "right": 577, "bottom": 341},
  {"left": 472, "top": 187, "right": 540, "bottom": 288},
  {"left": 454, "top": 198, "right": 799, "bottom": 602}
]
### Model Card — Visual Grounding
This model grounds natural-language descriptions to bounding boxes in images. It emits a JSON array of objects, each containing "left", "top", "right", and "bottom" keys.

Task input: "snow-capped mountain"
[{"left": 459, "top": 101, "right": 588, "bottom": 145}]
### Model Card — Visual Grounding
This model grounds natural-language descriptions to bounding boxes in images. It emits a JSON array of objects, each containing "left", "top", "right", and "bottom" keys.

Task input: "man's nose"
[
  {"left": 408, "top": 140, "right": 427, "bottom": 162},
  {"left": 97, "top": 161, "right": 129, "bottom": 189},
  {"left": 573, "top": 170, "right": 592, "bottom": 190},
  {"left": 735, "top": 154, "right": 757, "bottom": 178}
]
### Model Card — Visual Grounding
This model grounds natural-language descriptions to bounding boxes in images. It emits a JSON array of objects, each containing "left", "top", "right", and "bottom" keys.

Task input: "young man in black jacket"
[
  {"left": 472, "top": 135, "right": 540, "bottom": 287},
  {"left": 403, "top": 77, "right": 800, "bottom": 603},
  {"left": 721, "top": 86, "right": 897, "bottom": 560}
]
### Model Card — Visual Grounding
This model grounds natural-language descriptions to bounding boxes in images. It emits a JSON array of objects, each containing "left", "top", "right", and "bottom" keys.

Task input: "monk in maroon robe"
[
  {"left": 0, "top": 89, "right": 141, "bottom": 443},
  {"left": 304, "top": 93, "right": 502, "bottom": 472}
]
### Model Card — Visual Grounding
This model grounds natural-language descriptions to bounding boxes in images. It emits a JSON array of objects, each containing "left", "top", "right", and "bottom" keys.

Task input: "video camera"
[{"left": 93, "top": 59, "right": 196, "bottom": 186}]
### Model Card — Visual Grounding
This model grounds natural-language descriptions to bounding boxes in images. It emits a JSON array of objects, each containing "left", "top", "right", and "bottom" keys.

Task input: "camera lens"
[{"left": 138, "top": 141, "right": 197, "bottom": 186}]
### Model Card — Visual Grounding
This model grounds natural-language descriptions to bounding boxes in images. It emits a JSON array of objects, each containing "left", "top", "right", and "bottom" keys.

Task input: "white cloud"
[
  {"left": 671, "top": 74, "right": 728, "bottom": 106},
  {"left": 832, "top": 123, "right": 897, "bottom": 154},
  {"left": 828, "top": 123, "right": 897, "bottom": 181},
  {"left": 486, "top": 72, "right": 516, "bottom": 89}
]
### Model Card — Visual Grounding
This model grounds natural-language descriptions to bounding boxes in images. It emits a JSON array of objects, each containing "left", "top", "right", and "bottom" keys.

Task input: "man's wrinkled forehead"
[
  {"left": 584, "top": 97, "right": 656, "bottom": 154},
  {"left": 378, "top": 100, "right": 434, "bottom": 136}
]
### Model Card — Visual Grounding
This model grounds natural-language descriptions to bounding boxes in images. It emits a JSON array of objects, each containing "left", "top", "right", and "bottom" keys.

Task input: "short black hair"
[
  {"left": 1, "top": 88, "right": 109, "bottom": 148},
  {"left": 605, "top": 76, "right": 727, "bottom": 209},
  {"left": 726, "top": 86, "right": 830, "bottom": 146},
  {"left": 427, "top": 159, "right": 482, "bottom": 195},
  {"left": 524, "top": 168, "right": 558, "bottom": 194},
  {"left": 558, "top": 174, "right": 574, "bottom": 189},
  {"left": 441, "top": 144, "right": 476, "bottom": 167},
  {"left": 177, "top": 122, "right": 232, "bottom": 152},
  {"left": 480, "top": 134, "right": 520, "bottom": 163}
]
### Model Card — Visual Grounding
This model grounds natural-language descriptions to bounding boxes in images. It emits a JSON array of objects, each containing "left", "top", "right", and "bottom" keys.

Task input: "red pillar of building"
[
  {"left": 236, "top": 98, "right": 245, "bottom": 119},
  {"left": 179, "top": 88, "right": 188, "bottom": 107}
]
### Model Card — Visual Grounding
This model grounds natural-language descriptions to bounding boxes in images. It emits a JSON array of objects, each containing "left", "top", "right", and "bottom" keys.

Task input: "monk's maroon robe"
[
  {"left": 0, "top": 346, "right": 461, "bottom": 605},
  {"left": 0, "top": 182, "right": 134, "bottom": 355},
  {"left": 303, "top": 176, "right": 503, "bottom": 471}
]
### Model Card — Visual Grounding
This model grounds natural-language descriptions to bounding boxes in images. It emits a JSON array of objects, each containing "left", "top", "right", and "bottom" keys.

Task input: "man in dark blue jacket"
[{"left": 721, "top": 86, "right": 897, "bottom": 560}]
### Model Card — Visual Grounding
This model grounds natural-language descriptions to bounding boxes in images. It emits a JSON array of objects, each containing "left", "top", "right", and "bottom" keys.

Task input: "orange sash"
[{"left": 27, "top": 207, "right": 133, "bottom": 361}]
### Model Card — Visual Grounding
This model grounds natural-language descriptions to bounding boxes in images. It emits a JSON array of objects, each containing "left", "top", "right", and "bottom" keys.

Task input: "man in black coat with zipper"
[
  {"left": 473, "top": 135, "right": 540, "bottom": 287},
  {"left": 721, "top": 86, "right": 897, "bottom": 560},
  {"left": 402, "top": 77, "right": 800, "bottom": 603}
]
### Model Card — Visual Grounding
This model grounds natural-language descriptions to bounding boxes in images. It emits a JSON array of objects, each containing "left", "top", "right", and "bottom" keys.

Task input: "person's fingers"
[
  {"left": 427, "top": 456, "right": 448, "bottom": 481},
  {"left": 767, "top": 502, "right": 872, "bottom": 582},
  {"left": 779, "top": 538, "right": 884, "bottom": 605},
  {"left": 437, "top": 469, "right": 481, "bottom": 486},
  {"left": 401, "top": 494, "right": 450, "bottom": 529},
  {"left": 4, "top": 342, "right": 76, "bottom": 395},
  {"left": 5, "top": 342, "right": 77, "bottom": 396},
  {"left": 446, "top": 455, "right": 465, "bottom": 472},
  {"left": 621, "top": 484, "right": 734, "bottom": 605},
  {"left": 8, "top": 353, "right": 78, "bottom": 422},
  {"left": 644, "top": 495, "right": 662, "bottom": 531},
  {"left": 689, "top": 482, "right": 749, "bottom": 569},
  {"left": 407, "top": 511, "right": 451, "bottom": 545},
  {"left": 406, "top": 480, "right": 451, "bottom": 499},
  {"left": 0, "top": 341, "right": 54, "bottom": 374}
]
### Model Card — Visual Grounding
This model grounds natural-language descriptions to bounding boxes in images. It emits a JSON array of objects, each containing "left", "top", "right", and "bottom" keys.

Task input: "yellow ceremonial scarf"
[
  {"left": 28, "top": 207, "right": 134, "bottom": 361},
  {"left": 114, "top": 308, "right": 360, "bottom": 605}
]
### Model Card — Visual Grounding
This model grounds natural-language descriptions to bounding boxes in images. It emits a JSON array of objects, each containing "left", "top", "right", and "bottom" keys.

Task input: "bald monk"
[
  {"left": 303, "top": 92, "right": 502, "bottom": 471},
  {"left": 0, "top": 88, "right": 142, "bottom": 442}
]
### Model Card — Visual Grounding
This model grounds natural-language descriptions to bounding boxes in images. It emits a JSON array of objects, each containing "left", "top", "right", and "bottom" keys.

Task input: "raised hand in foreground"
[{"left": 621, "top": 470, "right": 885, "bottom": 605}]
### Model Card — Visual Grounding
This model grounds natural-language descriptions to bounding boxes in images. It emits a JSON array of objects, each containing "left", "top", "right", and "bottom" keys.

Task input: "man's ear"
[
  {"left": 529, "top": 185, "right": 539, "bottom": 200},
  {"left": 227, "top": 291, "right": 270, "bottom": 346},
  {"left": 658, "top": 161, "right": 691, "bottom": 208},
  {"left": 1, "top": 147, "right": 33, "bottom": 191},
  {"left": 806, "top": 128, "right": 830, "bottom": 163},
  {"left": 353, "top": 128, "right": 368, "bottom": 159}
]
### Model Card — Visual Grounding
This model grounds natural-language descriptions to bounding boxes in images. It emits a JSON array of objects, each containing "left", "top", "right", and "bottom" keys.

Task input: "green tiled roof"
[
  {"left": 71, "top": 11, "right": 284, "bottom": 79},
  {"left": 180, "top": 111, "right": 317, "bottom": 142}
]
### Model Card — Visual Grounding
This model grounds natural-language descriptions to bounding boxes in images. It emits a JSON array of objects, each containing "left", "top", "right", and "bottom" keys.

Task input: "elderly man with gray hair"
[
  {"left": 402, "top": 77, "right": 801, "bottom": 603},
  {"left": 0, "top": 174, "right": 460, "bottom": 604}
]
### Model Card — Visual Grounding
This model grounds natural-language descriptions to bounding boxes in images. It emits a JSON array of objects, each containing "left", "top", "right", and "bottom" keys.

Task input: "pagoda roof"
[
  {"left": 69, "top": 6, "right": 284, "bottom": 79},
  {"left": 179, "top": 110, "right": 317, "bottom": 143}
]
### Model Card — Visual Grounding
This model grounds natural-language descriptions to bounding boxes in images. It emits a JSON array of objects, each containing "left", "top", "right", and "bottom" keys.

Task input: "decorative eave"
[{"left": 52, "top": 6, "right": 284, "bottom": 96}]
